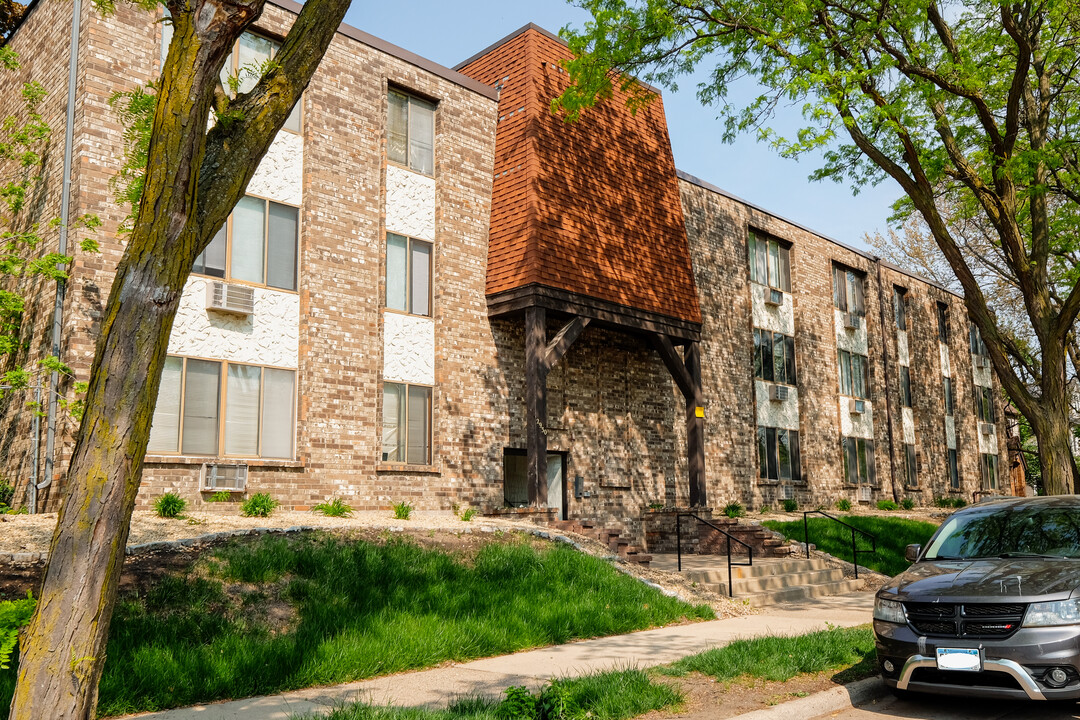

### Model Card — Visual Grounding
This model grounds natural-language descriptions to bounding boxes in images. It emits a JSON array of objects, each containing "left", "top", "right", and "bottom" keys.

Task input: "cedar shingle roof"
[{"left": 458, "top": 26, "right": 702, "bottom": 325}]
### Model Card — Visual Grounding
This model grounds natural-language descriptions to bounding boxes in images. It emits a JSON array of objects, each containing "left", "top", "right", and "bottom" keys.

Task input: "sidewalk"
[{"left": 128, "top": 592, "right": 875, "bottom": 720}]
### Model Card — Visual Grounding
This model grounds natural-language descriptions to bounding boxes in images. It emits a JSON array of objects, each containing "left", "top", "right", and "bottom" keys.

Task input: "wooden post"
[
  {"left": 525, "top": 306, "right": 548, "bottom": 506},
  {"left": 685, "top": 341, "right": 706, "bottom": 506}
]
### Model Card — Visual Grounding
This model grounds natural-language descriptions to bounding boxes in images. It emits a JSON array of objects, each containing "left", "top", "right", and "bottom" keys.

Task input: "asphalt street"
[{"left": 811, "top": 693, "right": 1080, "bottom": 719}]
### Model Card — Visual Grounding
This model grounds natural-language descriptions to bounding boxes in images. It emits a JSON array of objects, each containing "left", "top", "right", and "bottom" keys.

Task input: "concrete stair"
[
  {"left": 697, "top": 517, "right": 792, "bottom": 559},
  {"left": 652, "top": 555, "right": 863, "bottom": 606},
  {"left": 547, "top": 520, "right": 652, "bottom": 567}
]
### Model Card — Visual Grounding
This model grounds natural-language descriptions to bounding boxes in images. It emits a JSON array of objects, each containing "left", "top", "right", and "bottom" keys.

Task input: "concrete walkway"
[{"left": 127, "top": 592, "right": 874, "bottom": 720}]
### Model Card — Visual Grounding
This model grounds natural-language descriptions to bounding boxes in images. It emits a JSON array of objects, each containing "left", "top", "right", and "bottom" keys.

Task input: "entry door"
[{"left": 546, "top": 453, "right": 566, "bottom": 520}]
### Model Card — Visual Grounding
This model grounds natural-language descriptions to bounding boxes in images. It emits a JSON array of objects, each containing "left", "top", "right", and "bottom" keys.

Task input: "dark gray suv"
[{"left": 874, "top": 495, "right": 1080, "bottom": 701}]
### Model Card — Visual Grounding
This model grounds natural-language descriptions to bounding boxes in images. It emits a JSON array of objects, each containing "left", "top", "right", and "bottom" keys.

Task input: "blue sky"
[{"left": 346, "top": 1, "right": 903, "bottom": 251}]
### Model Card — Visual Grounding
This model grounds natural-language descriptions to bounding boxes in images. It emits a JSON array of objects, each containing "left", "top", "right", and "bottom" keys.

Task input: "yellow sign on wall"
[{"left": 695, "top": 406, "right": 705, "bottom": 418}]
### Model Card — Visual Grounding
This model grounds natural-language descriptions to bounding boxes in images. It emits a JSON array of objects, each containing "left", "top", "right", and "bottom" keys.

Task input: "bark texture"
[{"left": 8, "top": 0, "right": 350, "bottom": 715}]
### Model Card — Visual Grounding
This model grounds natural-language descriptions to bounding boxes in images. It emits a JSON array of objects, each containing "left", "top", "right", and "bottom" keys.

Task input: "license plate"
[{"left": 936, "top": 648, "right": 981, "bottom": 672}]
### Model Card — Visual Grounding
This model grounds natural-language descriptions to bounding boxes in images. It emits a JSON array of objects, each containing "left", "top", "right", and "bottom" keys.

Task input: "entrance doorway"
[{"left": 503, "top": 449, "right": 568, "bottom": 519}]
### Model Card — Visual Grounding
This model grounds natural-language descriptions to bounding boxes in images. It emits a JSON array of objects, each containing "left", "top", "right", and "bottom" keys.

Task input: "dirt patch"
[{"left": 643, "top": 670, "right": 870, "bottom": 720}]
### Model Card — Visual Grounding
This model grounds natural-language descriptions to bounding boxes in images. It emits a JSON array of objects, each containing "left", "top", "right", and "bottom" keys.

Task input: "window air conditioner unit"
[
  {"left": 202, "top": 463, "right": 248, "bottom": 492},
  {"left": 768, "top": 384, "right": 789, "bottom": 402},
  {"left": 765, "top": 287, "right": 783, "bottom": 306},
  {"left": 206, "top": 281, "right": 255, "bottom": 316},
  {"left": 858, "top": 486, "right": 872, "bottom": 502},
  {"left": 849, "top": 398, "right": 865, "bottom": 414},
  {"left": 980, "top": 422, "right": 995, "bottom": 436},
  {"left": 974, "top": 355, "right": 989, "bottom": 369},
  {"left": 781, "top": 484, "right": 794, "bottom": 500},
  {"left": 844, "top": 312, "right": 861, "bottom": 330}
]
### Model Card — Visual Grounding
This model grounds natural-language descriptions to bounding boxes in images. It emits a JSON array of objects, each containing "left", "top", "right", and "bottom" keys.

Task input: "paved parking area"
[{"left": 810, "top": 693, "right": 1080, "bottom": 719}]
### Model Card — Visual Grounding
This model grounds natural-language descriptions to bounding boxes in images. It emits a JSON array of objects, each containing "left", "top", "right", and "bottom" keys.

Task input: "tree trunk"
[
  {"left": 8, "top": 0, "right": 351, "bottom": 714},
  {"left": 1032, "top": 403, "right": 1080, "bottom": 496}
]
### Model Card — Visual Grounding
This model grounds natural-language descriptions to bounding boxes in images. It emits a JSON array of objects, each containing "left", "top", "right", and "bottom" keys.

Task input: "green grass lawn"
[
  {"left": 660, "top": 624, "right": 877, "bottom": 683},
  {"left": 762, "top": 516, "right": 938, "bottom": 577},
  {"left": 291, "top": 668, "right": 684, "bottom": 720},
  {"left": 0, "top": 532, "right": 712, "bottom": 718}
]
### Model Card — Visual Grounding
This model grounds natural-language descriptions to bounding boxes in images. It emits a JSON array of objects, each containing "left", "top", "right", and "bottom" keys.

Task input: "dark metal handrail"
[
  {"left": 802, "top": 510, "right": 876, "bottom": 579},
  {"left": 676, "top": 513, "right": 753, "bottom": 597}
]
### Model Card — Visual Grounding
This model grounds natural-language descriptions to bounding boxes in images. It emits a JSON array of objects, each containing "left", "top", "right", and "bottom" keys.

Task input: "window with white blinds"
[{"left": 148, "top": 356, "right": 295, "bottom": 459}]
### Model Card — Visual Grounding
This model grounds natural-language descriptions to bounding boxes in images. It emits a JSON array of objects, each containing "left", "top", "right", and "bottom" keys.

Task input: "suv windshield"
[{"left": 924, "top": 504, "right": 1080, "bottom": 560}]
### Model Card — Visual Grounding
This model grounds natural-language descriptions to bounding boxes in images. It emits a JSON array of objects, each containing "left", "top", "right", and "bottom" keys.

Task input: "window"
[
  {"left": 904, "top": 443, "right": 918, "bottom": 487},
  {"left": 969, "top": 322, "right": 989, "bottom": 356},
  {"left": 752, "top": 328, "right": 796, "bottom": 385},
  {"left": 194, "top": 196, "right": 299, "bottom": 291},
  {"left": 900, "top": 366, "right": 912, "bottom": 408},
  {"left": 937, "top": 302, "right": 949, "bottom": 343},
  {"left": 832, "top": 264, "right": 866, "bottom": 315},
  {"left": 757, "top": 426, "right": 802, "bottom": 482},
  {"left": 222, "top": 33, "right": 301, "bottom": 133},
  {"left": 976, "top": 385, "right": 996, "bottom": 423},
  {"left": 385, "top": 233, "right": 432, "bottom": 316},
  {"left": 893, "top": 286, "right": 908, "bottom": 330},
  {"left": 943, "top": 377, "right": 954, "bottom": 416},
  {"left": 748, "top": 232, "right": 791, "bottom": 292},
  {"left": 147, "top": 356, "right": 296, "bottom": 458},
  {"left": 838, "top": 349, "right": 869, "bottom": 399},
  {"left": 981, "top": 453, "right": 998, "bottom": 490},
  {"left": 388, "top": 90, "right": 435, "bottom": 175},
  {"left": 841, "top": 437, "right": 876, "bottom": 485},
  {"left": 948, "top": 448, "right": 959, "bottom": 489},
  {"left": 382, "top": 382, "right": 432, "bottom": 465}
]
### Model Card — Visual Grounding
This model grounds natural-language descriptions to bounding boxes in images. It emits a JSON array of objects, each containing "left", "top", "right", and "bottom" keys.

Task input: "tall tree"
[
  {"left": 557, "top": 0, "right": 1080, "bottom": 494},
  {"left": 7, "top": 0, "right": 351, "bottom": 714}
]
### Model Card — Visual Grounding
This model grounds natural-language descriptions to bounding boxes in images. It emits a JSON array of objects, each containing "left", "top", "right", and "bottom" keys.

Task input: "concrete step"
[
  {"left": 737, "top": 578, "right": 865, "bottom": 607},
  {"left": 702, "top": 568, "right": 847, "bottom": 596},
  {"left": 684, "top": 557, "right": 830, "bottom": 582}
]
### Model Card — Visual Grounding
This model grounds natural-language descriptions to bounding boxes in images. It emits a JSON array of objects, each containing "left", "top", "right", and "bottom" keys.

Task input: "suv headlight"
[
  {"left": 1024, "top": 599, "right": 1080, "bottom": 627},
  {"left": 874, "top": 597, "right": 907, "bottom": 624}
]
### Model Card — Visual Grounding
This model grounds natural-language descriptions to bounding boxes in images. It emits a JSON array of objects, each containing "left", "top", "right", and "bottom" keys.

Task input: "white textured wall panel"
[
  {"left": 383, "top": 312, "right": 435, "bottom": 385},
  {"left": 246, "top": 131, "right": 303, "bottom": 206},
  {"left": 754, "top": 380, "right": 800, "bottom": 430},
  {"left": 385, "top": 165, "right": 436, "bottom": 241},
  {"left": 897, "top": 331, "right": 909, "bottom": 366},
  {"left": 945, "top": 416, "right": 956, "bottom": 449},
  {"left": 972, "top": 356, "right": 993, "bottom": 388},
  {"left": 839, "top": 399, "right": 874, "bottom": 439},
  {"left": 168, "top": 277, "right": 299, "bottom": 368},
  {"left": 978, "top": 426, "right": 999, "bottom": 455},
  {"left": 834, "top": 309, "right": 869, "bottom": 355},
  {"left": 750, "top": 285, "right": 794, "bottom": 335},
  {"left": 902, "top": 407, "right": 916, "bottom": 444},
  {"left": 939, "top": 343, "right": 951, "bottom": 377}
]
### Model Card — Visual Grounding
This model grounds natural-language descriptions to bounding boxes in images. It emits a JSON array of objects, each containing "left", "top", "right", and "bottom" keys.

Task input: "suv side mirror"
[{"left": 905, "top": 544, "right": 922, "bottom": 563}]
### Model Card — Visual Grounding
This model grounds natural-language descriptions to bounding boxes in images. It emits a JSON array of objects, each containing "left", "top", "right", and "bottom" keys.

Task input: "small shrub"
[
  {"left": 759, "top": 504, "right": 771, "bottom": 514},
  {"left": 392, "top": 500, "right": 413, "bottom": 520},
  {"left": 900, "top": 497, "right": 916, "bottom": 510},
  {"left": 154, "top": 492, "right": 187, "bottom": 519},
  {"left": 460, "top": 507, "right": 477, "bottom": 522},
  {"left": 1, "top": 591, "right": 36, "bottom": 670},
  {"left": 312, "top": 498, "right": 352, "bottom": 517},
  {"left": 723, "top": 501, "right": 745, "bottom": 519},
  {"left": 835, "top": 498, "right": 852, "bottom": 512},
  {"left": 497, "top": 685, "right": 537, "bottom": 720},
  {"left": 933, "top": 496, "right": 967, "bottom": 509},
  {"left": 208, "top": 490, "right": 232, "bottom": 503},
  {"left": 0, "top": 482, "right": 14, "bottom": 508},
  {"left": 876, "top": 499, "right": 899, "bottom": 511},
  {"left": 782, "top": 498, "right": 798, "bottom": 512},
  {"left": 538, "top": 680, "right": 580, "bottom": 720},
  {"left": 241, "top": 492, "right": 278, "bottom": 518}
]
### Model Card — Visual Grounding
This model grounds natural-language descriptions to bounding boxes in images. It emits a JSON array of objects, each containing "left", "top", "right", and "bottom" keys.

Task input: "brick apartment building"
[{"left": 0, "top": 3, "right": 1010, "bottom": 544}]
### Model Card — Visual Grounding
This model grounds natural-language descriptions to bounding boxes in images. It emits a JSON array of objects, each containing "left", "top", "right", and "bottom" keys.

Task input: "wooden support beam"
[
  {"left": 544, "top": 316, "right": 590, "bottom": 371},
  {"left": 525, "top": 306, "right": 549, "bottom": 507},
  {"left": 650, "top": 332, "right": 694, "bottom": 399},
  {"left": 685, "top": 341, "right": 707, "bottom": 507}
]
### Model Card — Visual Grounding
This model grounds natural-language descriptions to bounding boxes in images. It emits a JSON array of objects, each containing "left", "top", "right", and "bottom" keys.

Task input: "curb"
[{"left": 725, "top": 676, "right": 889, "bottom": 720}]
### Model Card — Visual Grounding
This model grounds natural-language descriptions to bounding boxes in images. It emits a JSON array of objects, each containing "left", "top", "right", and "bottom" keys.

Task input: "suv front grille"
[{"left": 904, "top": 602, "right": 1027, "bottom": 639}]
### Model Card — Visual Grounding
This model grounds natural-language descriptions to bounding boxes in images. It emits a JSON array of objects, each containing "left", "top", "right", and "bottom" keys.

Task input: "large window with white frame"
[
  {"left": 752, "top": 328, "right": 796, "bottom": 385},
  {"left": 382, "top": 382, "right": 432, "bottom": 465},
  {"left": 385, "top": 233, "right": 432, "bottom": 316},
  {"left": 388, "top": 90, "right": 435, "bottom": 175},
  {"left": 147, "top": 356, "right": 296, "bottom": 458},
  {"left": 748, "top": 232, "right": 791, "bottom": 292},
  {"left": 194, "top": 195, "right": 299, "bottom": 291}
]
